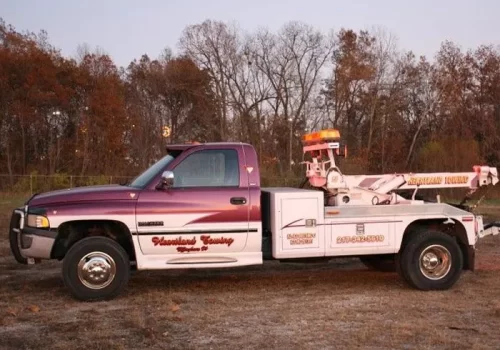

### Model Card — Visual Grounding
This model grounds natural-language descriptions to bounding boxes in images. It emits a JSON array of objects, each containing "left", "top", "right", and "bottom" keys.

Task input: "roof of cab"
[{"left": 166, "top": 142, "right": 250, "bottom": 152}]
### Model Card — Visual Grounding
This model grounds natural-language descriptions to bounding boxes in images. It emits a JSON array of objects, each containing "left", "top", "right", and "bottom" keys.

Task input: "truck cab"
[{"left": 130, "top": 142, "right": 263, "bottom": 268}]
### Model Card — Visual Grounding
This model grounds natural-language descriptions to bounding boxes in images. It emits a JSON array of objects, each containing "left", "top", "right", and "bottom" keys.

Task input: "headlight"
[{"left": 27, "top": 214, "right": 50, "bottom": 228}]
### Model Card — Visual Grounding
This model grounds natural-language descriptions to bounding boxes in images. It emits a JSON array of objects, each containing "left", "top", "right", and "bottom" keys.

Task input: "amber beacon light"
[{"left": 301, "top": 129, "right": 341, "bottom": 145}]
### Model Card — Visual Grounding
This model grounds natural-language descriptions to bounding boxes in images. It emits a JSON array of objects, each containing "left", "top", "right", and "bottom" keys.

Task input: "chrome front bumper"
[{"left": 9, "top": 209, "right": 56, "bottom": 263}]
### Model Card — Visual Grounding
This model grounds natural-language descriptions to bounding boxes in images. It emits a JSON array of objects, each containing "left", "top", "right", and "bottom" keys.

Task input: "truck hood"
[{"left": 27, "top": 185, "right": 138, "bottom": 207}]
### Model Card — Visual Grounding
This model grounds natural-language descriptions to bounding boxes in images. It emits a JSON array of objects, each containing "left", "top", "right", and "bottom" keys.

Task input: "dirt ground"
[{"left": 1, "top": 202, "right": 499, "bottom": 350}]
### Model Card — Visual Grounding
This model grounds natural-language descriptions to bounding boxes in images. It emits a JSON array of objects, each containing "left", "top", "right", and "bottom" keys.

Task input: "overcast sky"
[{"left": 1, "top": 0, "right": 498, "bottom": 67}]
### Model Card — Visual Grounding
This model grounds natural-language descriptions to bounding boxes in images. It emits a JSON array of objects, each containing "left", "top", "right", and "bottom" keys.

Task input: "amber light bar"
[{"left": 301, "top": 129, "right": 341, "bottom": 145}]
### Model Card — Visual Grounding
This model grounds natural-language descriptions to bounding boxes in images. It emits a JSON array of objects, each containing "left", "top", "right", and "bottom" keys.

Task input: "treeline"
[{"left": 1, "top": 18, "right": 499, "bottom": 180}]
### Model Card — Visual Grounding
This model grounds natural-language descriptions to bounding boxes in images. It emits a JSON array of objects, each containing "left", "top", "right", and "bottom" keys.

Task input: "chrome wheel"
[
  {"left": 419, "top": 245, "right": 452, "bottom": 280},
  {"left": 77, "top": 252, "right": 116, "bottom": 289}
]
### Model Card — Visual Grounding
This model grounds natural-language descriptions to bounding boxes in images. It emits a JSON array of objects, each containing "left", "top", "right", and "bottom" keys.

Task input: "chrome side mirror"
[{"left": 160, "top": 171, "right": 174, "bottom": 188}]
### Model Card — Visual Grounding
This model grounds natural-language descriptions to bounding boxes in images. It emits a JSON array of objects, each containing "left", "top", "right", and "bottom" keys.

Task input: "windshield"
[{"left": 129, "top": 154, "right": 176, "bottom": 189}]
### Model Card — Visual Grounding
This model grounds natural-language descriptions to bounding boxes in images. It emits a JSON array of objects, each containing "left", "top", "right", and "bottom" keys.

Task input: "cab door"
[{"left": 135, "top": 145, "right": 251, "bottom": 260}]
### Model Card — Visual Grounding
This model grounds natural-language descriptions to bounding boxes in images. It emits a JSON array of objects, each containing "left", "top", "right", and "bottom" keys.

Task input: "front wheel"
[
  {"left": 62, "top": 237, "right": 130, "bottom": 301},
  {"left": 399, "top": 230, "right": 463, "bottom": 290}
]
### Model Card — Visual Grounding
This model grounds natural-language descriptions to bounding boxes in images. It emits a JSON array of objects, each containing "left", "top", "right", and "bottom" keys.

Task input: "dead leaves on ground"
[
  {"left": 4, "top": 304, "right": 40, "bottom": 317},
  {"left": 26, "top": 305, "right": 40, "bottom": 313},
  {"left": 6, "top": 307, "right": 17, "bottom": 317},
  {"left": 170, "top": 303, "right": 180, "bottom": 313}
]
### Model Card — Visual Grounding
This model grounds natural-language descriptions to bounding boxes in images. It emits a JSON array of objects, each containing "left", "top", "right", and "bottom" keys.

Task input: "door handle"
[{"left": 230, "top": 197, "right": 247, "bottom": 205}]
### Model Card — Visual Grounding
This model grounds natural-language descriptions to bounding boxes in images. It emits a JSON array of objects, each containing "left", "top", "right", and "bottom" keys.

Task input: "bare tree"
[
  {"left": 251, "top": 22, "right": 335, "bottom": 171},
  {"left": 365, "top": 27, "right": 398, "bottom": 154},
  {"left": 402, "top": 55, "right": 440, "bottom": 168},
  {"left": 179, "top": 20, "right": 240, "bottom": 140}
]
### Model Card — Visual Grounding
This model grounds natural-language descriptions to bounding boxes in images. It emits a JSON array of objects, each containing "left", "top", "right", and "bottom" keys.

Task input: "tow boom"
[{"left": 301, "top": 129, "right": 499, "bottom": 206}]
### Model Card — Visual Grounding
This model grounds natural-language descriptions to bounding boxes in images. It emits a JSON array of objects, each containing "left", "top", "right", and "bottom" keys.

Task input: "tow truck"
[{"left": 8, "top": 129, "right": 500, "bottom": 301}]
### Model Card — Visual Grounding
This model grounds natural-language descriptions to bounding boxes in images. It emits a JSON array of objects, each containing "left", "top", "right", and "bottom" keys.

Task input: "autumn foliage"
[{"left": 1, "top": 19, "right": 499, "bottom": 181}]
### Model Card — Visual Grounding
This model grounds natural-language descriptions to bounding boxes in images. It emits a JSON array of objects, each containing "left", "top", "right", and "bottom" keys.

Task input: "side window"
[{"left": 172, "top": 149, "right": 240, "bottom": 188}]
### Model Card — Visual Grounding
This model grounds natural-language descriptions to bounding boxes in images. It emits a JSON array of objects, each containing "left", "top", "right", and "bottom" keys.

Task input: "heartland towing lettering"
[
  {"left": 152, "top": 237, "right": 197, "bottom": 246},
  {"left": 407, "top": 177, "right": 442, "bottom": 186},
  {"left": 200, "top": 235, "right": 234, "bottom": 246},
  {"left": 151, "top": 235, "right": 235, "bottom": 247},
  {"left": 407, "top": 175, "right": 470, "bottom": 186},
  {"left": 445, "top": 176, "right": 469, "bottom": 184}
]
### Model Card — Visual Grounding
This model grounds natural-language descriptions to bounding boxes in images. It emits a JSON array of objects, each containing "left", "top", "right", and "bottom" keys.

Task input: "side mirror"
[{"left": 159, "top": 171, "right": 174, "bottom": 188}]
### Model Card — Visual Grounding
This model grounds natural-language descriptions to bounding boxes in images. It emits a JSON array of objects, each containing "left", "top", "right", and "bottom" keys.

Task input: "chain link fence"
[{"left": 0, "top": 174, "right": 305, "bottom": 197}]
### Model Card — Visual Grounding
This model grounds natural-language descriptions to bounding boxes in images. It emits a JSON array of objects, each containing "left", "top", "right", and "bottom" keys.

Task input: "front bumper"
[{"left": 9, "top": 209, "right": 56, "bottom": 263}]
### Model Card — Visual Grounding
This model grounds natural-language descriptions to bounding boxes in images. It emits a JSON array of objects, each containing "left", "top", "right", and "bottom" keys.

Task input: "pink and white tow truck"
[{"left": 9, "top": 129, "right": 500, "bottom": 301}]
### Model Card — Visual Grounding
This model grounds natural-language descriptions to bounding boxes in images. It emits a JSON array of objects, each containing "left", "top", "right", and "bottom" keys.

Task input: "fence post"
[
  {"left": 70, "top": 176, "right": 73, "bottom": 188},
  {"left": 30, "top": 174, "right": 33, "bottom": 195},
  {"left": 110, "top": 176, "right": 113, "bottom": 184}
]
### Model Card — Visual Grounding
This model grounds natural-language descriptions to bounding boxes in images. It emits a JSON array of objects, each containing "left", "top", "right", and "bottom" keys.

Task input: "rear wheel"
[
  {"left": 62, "top": 237, "right": 130, "bottom": 301},
  {"left": 399, "top": 230, "right": 463, "bottom": 290}
]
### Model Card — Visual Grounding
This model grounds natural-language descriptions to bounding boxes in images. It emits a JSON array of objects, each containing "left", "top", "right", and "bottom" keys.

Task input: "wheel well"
[
  {"left": 51, "top": 220, "right": 136, "bottom": 262},
  {"left": 401, "top": 219, "right": 472, "bottom": 270}
]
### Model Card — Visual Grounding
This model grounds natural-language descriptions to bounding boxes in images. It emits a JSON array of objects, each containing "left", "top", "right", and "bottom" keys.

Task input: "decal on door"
[
  {"left": 150, "top": 234, "right": 237, "bottom": 253},
  {"left": 331, "top": 222, "right": 390, "bottom": 248},
  {"left": 286, "top": 233, "right": 316, "bottom": 245}
]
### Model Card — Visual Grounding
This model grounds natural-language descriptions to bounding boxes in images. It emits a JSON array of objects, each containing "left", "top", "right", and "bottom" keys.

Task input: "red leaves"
[{"left": 1, "top": 18, "right": 500, "bottom": 181}]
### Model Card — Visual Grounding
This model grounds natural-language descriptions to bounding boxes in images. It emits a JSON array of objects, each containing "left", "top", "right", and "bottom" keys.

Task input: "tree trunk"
[
  {"left": 6, "top": 141, "right": 13, "bottom": 187},
  {"left": 381, "top": 113, "right": 386, "bottom": 173},
  {"left": 367, "top": 97, "right": 378, "bottom": 155},
  {"left": 405, "top": 120, "right": 424, "bottom": 169},
  {"left": 21, "top": 117, "right": 26, "bottom": 174},
  {"left": 257, "top": 107, "right": 262, "bottom": 163}
]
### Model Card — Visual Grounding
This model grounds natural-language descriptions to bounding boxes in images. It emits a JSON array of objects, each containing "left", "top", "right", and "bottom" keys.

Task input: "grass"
[{"left": 1, "top": 196, "right": 500, "bottom": 349}]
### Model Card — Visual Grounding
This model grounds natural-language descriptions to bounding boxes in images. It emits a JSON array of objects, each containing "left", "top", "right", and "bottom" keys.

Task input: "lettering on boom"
[
  {"left": 287, "top": 233, "right": 316, "bottom": 245},
  {"left": 407, "top": 177, "right": 442, "bottom": 186},
  {"left": 407, "top": 175, "right": 469, "bottom": 186},
  {"left": 444, "top": 176, "right": 469, "bottom": 184}
]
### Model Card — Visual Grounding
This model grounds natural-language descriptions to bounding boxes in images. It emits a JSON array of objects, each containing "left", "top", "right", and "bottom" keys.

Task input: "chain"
[{"left": 470, "top": 186, "right": 493, "bottom": 214}]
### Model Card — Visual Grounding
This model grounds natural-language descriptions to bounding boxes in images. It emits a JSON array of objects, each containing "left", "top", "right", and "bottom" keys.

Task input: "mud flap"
[{"left": 465, "top": 245, "right": 475, "bottom": 272}]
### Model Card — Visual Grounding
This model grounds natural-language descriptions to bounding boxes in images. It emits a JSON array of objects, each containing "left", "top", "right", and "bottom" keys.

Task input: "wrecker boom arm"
[
  {"left": 301, "top": 131, "right": 499, "bottom": 206},
  {"left": 352, "top": 166, "right": 499, "bottom": 193}
]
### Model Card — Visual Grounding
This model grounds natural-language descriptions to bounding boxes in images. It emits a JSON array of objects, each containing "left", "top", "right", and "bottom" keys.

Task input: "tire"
[
  {"left": 359, "top": 254, "right": 396, "bottom": 272},
  {"left": 399, "top": 230, "right": 463, "bottom": 290},
  {"left": 62, "top": 236, "right": 130, "bottom": 301}
]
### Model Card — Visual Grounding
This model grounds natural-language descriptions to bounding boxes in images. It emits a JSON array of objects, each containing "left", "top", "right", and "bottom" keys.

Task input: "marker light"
[{"left": 301, "top": 129, "right": 341, "bottom": 145}]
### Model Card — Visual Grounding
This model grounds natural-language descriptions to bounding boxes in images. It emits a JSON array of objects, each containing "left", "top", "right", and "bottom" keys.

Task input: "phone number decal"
[{"left": 336, "top": 235, "right": 385, "bottom": 244}]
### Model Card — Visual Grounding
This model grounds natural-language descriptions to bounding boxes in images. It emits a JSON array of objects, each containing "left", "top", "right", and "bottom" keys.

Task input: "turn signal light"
[{"left": 301, "top": 129, "right": 341, "bottom": 145}]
